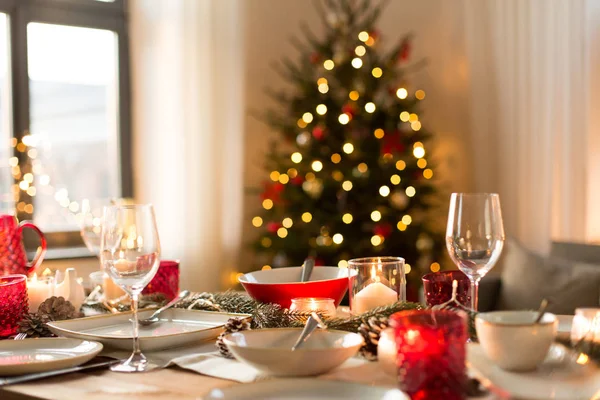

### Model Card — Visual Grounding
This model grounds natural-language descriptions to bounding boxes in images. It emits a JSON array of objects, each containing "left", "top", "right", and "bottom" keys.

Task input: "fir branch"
[{"left": 325, "top": 302, "right": 422, "bottom": 332}]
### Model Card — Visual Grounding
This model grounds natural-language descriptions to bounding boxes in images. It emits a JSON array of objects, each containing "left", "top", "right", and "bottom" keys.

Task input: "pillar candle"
[
  {"left": 353, "top": 281, "right": 398, "bottom": 314},
  {"left": 27, "top": 273, "right": 53, "bottom": 313}
]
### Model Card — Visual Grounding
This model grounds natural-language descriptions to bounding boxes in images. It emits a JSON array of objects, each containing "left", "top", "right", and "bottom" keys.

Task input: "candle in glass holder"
[
  {"left": 289, "top": 297, "right": 336, "bottom": 318},
  {"left": 349, "top": 257, "right": 404, "bottom": 314},
  {"left": 27, "top": 272, "right": 53, "bottom": 313}
]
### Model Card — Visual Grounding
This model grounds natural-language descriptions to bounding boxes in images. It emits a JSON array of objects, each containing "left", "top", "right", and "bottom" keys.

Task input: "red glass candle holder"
[
  {"left": 142, "top": 260, "right": 179, "bottom": 301},
  {"left": 422, "top": 270, "right": 470, "bottom": 307},
  {"left": 390, "top": 309, "right": 468, "bottom": 400},
  {"left": 0, "top": 274, "right": 29, "bottom": 337}
]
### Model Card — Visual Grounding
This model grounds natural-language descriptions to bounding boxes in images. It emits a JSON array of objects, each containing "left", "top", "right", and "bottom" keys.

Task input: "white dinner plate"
[
  {"left": 0, "top": 338, "right": 103, "bottom": 376},
  {"left": 204, "top": 379, "right": 408, "bottom": 400},
  {"left": 468, "top": 342, "right": 600, "bottom": 400},
  {"left": 47, "top": 308, "right": 250, "bottom": 351}
]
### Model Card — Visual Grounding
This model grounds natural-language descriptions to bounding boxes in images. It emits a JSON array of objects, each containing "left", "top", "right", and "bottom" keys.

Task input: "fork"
[{"left": 14, "top": 333, "right": 27, "bottom": 340}]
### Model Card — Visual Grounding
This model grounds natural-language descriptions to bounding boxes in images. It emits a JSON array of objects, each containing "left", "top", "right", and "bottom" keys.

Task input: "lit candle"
[
  {"left": 114, "top": 258, "right": 134, "bottom": 272},
  {"left": 571, "top": 308, "right": 600, "bottom": 344},
  {"left": 289, "top": 297, "right": 336, "bottom": 318},
  {"left": 353, "top": 266, "right": 398, "bottom": 314},
  {"left": 27, "top": 273, "right": 53, "bottom": 313}
]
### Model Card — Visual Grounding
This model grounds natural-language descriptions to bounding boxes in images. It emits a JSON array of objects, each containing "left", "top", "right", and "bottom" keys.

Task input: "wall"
[{"left": 241, "top": 0, "right": 472, "bottom": 269}]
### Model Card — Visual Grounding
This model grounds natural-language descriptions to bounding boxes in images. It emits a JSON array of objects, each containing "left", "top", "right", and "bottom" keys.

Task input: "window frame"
[{"left": 0, "top": 0, "right": 132, "bottom": 257}]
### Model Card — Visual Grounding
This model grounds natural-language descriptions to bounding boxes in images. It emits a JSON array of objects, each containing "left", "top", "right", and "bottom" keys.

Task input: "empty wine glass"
[
  {"left": 100, "top": 204, "right": 161, "bottom": 372},
  {"left": 445, "top": 193, "right": 505, "bottom": 311}
]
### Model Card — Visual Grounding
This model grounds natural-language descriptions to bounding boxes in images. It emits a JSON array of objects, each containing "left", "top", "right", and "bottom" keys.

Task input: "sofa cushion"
[{"left": 497, "top": 239, "right": 600, "bottom": 314}]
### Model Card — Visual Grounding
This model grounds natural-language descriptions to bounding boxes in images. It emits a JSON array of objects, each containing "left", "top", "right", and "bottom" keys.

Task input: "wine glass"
[
  {"left": 100, "top": 204, "right": 161, "bottom": 372},
  {"left": 445, "top": 193, "right": 505, "bottom": 311}
]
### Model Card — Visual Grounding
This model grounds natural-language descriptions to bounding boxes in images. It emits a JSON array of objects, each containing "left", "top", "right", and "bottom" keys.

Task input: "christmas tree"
[{"left": 250, "top": 0, "right": 444, "bottom": 297}]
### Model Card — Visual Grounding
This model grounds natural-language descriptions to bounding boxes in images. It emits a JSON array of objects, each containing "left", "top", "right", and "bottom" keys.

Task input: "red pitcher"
[{"left": 0, "top": 215, "right": 47, "bottom": 277}]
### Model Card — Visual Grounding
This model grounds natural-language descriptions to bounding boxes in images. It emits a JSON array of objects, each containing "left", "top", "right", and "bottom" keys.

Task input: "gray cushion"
[{"left": 498, "top": 239, "right": 600, "bottom": 314}]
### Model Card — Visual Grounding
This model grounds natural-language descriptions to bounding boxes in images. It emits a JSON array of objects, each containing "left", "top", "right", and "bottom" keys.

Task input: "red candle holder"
[
  {"left": 142, "top": 260, "right": 179, "bottom": 301},
  {"left": 0, "top": 274, "right": 29, "bottom": 338},
  {"left": 422, "top": 270, "right": 470, "bottom": 308},
  {"left": 390, "top": 309, "right": 468, "bottom": 400}
]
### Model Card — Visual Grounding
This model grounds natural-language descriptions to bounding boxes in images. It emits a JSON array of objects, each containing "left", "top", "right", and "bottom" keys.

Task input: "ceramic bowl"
[
  {"left": 475, "top": 310, "right": 557, "bottom": 372},
  {"left": 222, "top": 328, "right": 364, "bottom": 377},
  {"left": 238, "top": 267, "right": 353, "bottom": 308}
]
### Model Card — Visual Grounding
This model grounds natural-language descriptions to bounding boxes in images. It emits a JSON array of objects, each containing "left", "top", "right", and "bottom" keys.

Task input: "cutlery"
[
  {"left": 300, "top": 258, "right": 315, "bottom": 282},
  {"left": 0, "top": 359, "right": 120, "bottom": 386},
  {"left": 13, "top": 333, "right": 27, "bottom": 340},
  {"left": 292, "top": 313, "right": 326, "bottom": 351},
  {"left": 534, "top": 298, "right": 549, "bottom": 324},
  {"left": 138, "top": 290, "right": 190, "bottom": 326}
]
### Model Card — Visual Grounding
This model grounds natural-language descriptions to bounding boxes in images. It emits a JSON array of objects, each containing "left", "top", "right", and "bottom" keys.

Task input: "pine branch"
[{"left": 324, "top": 302, "right": 422, "bottom": 332}]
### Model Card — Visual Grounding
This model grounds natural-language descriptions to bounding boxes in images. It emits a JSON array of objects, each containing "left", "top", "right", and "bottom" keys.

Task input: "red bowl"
[{"left": 239, "top": 266, "right": 351, "bottom": 309}]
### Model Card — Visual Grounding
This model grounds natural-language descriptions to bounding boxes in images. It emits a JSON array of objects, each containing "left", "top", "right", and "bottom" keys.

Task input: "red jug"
[{"left": 0, "top": 214, "right": 47, "bottom": 276}]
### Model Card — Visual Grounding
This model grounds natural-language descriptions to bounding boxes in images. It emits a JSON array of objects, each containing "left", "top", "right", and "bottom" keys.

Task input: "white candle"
[
  {"left": 114, "top": 258, "right": 134, "bottom": 273},
  {"left": 103, "top": 273, "right": 126, "bottom": 300},
  {"left": 377, "top": 328, "right": 397, "bottom": 376},
  {"left": 27, "top": 273, "right": 53, "bottom": 313},
  {"left": 353, "top": 281, "right": 398, "bottom": 314}
]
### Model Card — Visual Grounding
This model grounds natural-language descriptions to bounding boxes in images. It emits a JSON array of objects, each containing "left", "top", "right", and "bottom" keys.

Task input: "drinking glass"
[
  {"left": 100, "top": 204, "right": 161, "bottom": 372},
  {"left": 445, "top": 193, "right": 504, "bottom": 311}
]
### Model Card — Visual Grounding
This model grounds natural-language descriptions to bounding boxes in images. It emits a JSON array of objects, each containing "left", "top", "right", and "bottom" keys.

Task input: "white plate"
[
  {"left": 468, "top": 342, "right": 600, "bottom": 400},
  {"left": 47, "top": 308, "right": 250, "bottom": 351},
  {"left": 204, "top": 379, "right": 408, "bottom": 400},
  {"left": 0, "top": 338, "right": 103, "bottom": 376},
  {"left": 557, "top": 314, "right": 573, "bottom": 342}
]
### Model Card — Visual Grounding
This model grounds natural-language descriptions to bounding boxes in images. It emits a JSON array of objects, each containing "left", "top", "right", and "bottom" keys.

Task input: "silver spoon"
[
  {"left": 292, "top": 313, "right": 326, "bottom": 351},
  {"left": 300, "top": 258, "right": 315, "bottom": 282},
  {"left": 534, "top": 298, "right": 549, "bottom": 324},
  {"left": 138, "top": 290, "right": 190, "bottom": 326}
]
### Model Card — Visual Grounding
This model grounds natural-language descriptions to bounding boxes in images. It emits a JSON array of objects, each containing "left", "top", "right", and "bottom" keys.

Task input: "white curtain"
[
  {"left": 129, "top": 0, "right": 245, "bottom": 291},
  {"left": 464, "top": 0, "right": 595, "bottom": 253}
]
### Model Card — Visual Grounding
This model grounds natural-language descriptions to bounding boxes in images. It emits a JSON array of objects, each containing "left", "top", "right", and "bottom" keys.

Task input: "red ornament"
[
  {"left": 374, "top": 223, "right": 393, "bottom": 238},
  {"left": 291, "top": 176, "right": 304, "bottom": 185},
  {"left": 381, "top": 130, "right": 405, "bottom": 155},
  {"left": 342, "top": 103, "right": 356, "bottom": 117},
  {"left": 267, "top": 222, "right": 281, "bottom": 234},
  {"left": 260, "top": 182, "right": 284, "bottom": 203},
  {"left": 312, "top": 126, "right": 326, "bottom": 140},
  {"left": 399, "top": 38, "right": 411, "bottom": 62},
  {"left": 309, "top": 52, "right": 321, "bottom": 64}
]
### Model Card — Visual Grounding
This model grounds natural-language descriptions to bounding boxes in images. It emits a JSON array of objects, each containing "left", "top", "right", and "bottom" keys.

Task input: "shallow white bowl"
[
  {"left": 475, "top": 310, "right": 557, "bottom": 372},
  {"left": 222, "top": 328, "right": 364, "bottom": 377}
]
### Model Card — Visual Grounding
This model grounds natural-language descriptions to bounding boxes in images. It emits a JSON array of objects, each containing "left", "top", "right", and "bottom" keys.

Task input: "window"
[{"left": 0, "top": 0, "right": 131, "bottom": 257}]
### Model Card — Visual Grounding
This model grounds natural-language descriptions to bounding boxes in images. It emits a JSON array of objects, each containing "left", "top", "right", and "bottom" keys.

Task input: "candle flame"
[
  {"left": 371, "top": 265, "right": 376, "bottom": 280},
  {"left": 31, "top": 273, "right": 38, "bottom": 282},
  {"left": 42, "top": 268, "right": 52, "bottom": 277},
  {"left": 576, "top": 353, "right": 589, "bottom": 365}
]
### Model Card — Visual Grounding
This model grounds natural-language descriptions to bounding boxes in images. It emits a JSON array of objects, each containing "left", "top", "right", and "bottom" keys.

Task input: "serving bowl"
[
  {"left": 222, "top": 328, "right": 363, "bottom": 377},
  {"left": 475, "top": 310, "right": 557, "bottom": 371},
  {"left": 238, "top": 266, "right": 352, "bottom": 308}
]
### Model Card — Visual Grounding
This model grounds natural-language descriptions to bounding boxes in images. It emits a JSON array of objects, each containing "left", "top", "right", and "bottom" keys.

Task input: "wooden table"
[{"left": 1, "top": 367, "right": 239, "bottom": 400}]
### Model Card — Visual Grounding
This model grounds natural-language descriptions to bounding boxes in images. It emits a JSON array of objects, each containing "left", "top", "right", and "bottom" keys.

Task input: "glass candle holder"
[
  {"left": 348, "top": 257, "right": 405, "bottom": 314},
  {"left": 391, "top": 309, "right": 468, "bottom": 400},
  {"left": 0, "top": 274, "right": 29, "bottom": 337},
  {"left": 289, "top": 297, "right": 336, "bottom": 318},
  {"left": 571, "top": 308, "right": 600, "bottom": 345},
  {"left": 422, "top": 270, "right": 470, "bottom": 308},
  {"left": 142, "top": 260, "right": 180, "bottom": 301}
]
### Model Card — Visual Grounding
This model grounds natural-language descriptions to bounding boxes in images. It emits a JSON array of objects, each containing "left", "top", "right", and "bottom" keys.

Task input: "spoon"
[
  {"left": 138, "top": 290, "right": 190, "bottom": 326},
  {"left": 534, "top": 298, "right": 549, "bottom": 324},
  {"left": 300, "top": 258, "right": 315, "bottom": 282},
  {"left": 291, "top": 313, "right": 326, "bottom": 351}
]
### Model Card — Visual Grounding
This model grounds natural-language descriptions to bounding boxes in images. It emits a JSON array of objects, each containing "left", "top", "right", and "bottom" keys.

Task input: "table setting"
[{"left": 1, "top": 195, "right": 600, "bottom": 400}]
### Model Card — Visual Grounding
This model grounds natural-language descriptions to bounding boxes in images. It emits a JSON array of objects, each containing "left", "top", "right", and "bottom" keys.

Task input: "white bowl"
[
  {"left": 475, "top": 311, "right": 557, "bottom": 372},
  {"left": 222, "top": 328, "right": 364, "bottom": 377}
]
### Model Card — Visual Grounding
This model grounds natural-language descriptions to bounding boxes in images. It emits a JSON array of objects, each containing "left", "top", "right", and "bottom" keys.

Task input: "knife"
[{"left": 0, "top": 359, "right": 120, "bottom": 386}]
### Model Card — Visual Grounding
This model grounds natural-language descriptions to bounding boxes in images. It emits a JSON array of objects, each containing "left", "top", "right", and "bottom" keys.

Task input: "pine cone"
[
  {"left": 216, "top": 317, "right": 251, "bottom": 358},
  {"left": 358, "top": 316, "right": 390, "bottom": 361},
  {"left": 37, "top": 296, "right": 82, "bottom": 321},
  {"left": 17, "top": 314, "right": 53, "bottom": 338}
]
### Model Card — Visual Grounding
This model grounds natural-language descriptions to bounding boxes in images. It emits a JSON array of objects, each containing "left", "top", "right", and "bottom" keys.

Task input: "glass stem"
[
  {"left": 469, "top": 277, "right": 480, "bottom": 311},
  {"left": 131, "top": 293, "right": 142, "bottom": 357}
]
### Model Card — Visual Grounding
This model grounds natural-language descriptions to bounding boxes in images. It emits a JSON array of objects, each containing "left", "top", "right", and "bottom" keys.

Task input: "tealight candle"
[
  {"left": 571, "top": 308, "right": 600, "bottom": 344},
  {"left": 349, "top": 257, "right": 405, "bottom": 314},
  {"left": 289, "top": 297, "right": 336, "bottom": 318},
  {"left": 27, "top": 272, "right": 53, "bottom": 313}
]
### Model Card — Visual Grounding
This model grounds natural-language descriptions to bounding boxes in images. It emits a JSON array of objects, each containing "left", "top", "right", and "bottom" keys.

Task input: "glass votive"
[
  {"left": 142, "top": 260, "right": 180, "bottom": 301},
  {"left": 0, "top": 274, "right": 29, "bottom": 337},
  {"left": 348, "top": 257, "right": 405, "bottom": 314},
  {"left": 571, "top": 308, "right": 600, "bottom": 345},
  {"left": 422, "top": 270, "right": 470, "bottom": 307},
  {"left": 289, "top": 297, "right": 336, "bottom": 318},
  {"left": 391, "top": 309, "right": 468, "bottom": 400}
]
